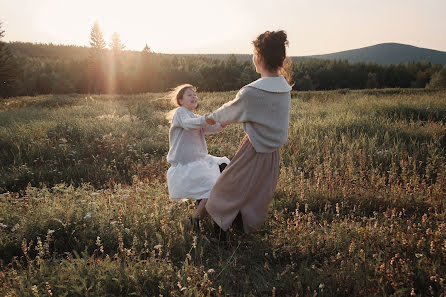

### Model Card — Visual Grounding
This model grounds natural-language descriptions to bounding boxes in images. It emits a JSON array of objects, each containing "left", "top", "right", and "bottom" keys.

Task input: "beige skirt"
[{"left": 205, "top": 134, "right": 279, "bottom": 233}]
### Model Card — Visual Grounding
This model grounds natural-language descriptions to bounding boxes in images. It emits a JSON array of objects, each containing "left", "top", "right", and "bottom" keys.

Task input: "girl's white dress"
[{"left": 166, "top": 107, "right": 229, "bottom": 200}]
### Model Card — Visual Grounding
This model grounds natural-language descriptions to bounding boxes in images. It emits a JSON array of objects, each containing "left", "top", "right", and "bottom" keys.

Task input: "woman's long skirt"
[{"left": 205, "top": 135, "right": 279, "bottom": 233}]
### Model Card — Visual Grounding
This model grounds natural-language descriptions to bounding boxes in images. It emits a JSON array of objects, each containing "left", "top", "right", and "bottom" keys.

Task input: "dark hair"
[{"left": 252, "top": 30, "right": 289, "bottom": 71}]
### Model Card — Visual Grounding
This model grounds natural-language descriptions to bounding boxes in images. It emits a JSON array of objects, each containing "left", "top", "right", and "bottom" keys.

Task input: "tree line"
[{"left": 1, "top": 21, "right": 446, "bottom": 98}]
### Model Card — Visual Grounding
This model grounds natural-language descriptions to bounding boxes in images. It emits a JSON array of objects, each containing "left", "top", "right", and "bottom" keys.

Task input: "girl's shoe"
[{"left": 219, "top": 163, "right": 228, "bottom": 173}]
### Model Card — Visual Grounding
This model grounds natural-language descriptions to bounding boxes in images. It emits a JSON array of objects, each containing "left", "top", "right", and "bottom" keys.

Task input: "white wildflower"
[
  {"left": 47, "top": 229, "right": 55, "bottom": 235},
  {"left": 84, "top": 212, "right": 92, "bottom": 219},
  {"left": 12, "top": 223, "right": 20, "bottom": 232},
  {"left": 0, "top": 223, "right": 7, "bottom": 228}
]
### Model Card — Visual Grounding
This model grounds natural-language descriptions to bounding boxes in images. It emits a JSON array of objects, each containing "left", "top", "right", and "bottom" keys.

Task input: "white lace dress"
[{"left": 166, "top": 107, "right": 229, "bottom": 200}]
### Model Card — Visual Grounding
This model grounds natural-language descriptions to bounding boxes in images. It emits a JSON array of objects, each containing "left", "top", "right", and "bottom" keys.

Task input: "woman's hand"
[{"left": 205, "top": 114, "right": 216, "bottom": 125}]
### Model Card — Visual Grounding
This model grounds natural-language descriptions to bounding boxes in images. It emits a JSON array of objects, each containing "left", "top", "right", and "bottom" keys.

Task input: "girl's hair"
[
  {"left": 252, "top": 30, "right": 289, "bottom": 72},
  {"left": 165, "top": 84, "right": 197, "bottom": 122},
  {"left": 168, "top": 84, "right": 196, "bottom": 107}
]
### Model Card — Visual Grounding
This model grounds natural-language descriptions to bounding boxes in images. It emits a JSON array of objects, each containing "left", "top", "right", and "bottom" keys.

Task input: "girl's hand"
[{"left": 205, "top": 114, "right": 216, "bottom": 125}]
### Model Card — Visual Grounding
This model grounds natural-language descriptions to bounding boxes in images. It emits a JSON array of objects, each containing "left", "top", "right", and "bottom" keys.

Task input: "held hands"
[
  {"left": 205, "top": 114, "right": 216, "bottom": 125},
  {"left": 205, "top": 114, "right": 230, "bottom": 128}
]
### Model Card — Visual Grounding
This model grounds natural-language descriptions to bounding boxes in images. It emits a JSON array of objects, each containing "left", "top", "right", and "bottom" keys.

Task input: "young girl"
[{"left": 166, "top": 84, "right": 229, "bottom": 226}]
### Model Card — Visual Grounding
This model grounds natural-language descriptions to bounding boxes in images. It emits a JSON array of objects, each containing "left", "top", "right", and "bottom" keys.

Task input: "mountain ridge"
[
  {"left": 6, "top": 41, "right": 446, "bottom": 65},
  {"left": 294, "top": 43, "right": 446, "bottom": 65}
]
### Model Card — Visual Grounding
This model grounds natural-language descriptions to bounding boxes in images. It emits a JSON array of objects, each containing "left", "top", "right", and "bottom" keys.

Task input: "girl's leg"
[{"left": 194, "top": 199, "right": 208, "bottom": 219}]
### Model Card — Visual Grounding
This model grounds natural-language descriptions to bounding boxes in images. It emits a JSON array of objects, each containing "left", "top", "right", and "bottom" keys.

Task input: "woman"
[{"left": 204, "top": 30, "right": 292, "bottom": 235}]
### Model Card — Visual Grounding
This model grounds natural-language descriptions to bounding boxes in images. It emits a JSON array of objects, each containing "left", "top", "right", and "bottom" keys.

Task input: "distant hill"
[
  {"left": 7, "top": 42, "right": 446, "bottom": 65},
  {"left": 295, "top": 43, "right": 446, "bottom": 65}
]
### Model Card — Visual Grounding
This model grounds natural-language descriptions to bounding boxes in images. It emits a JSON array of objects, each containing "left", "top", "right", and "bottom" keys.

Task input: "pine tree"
[
  {"left": 107, "top": 32, "right": 126, "bottom": 93},
  {"left": 109, "top": 32, "right": 125, "bottom": 53},
  {"left": 0, "top": 22, "right": 18, "bottom": 98},
  {"left": 142, "top": 43, "right": 152, "bottom": 54},
  {"left": 139, "top": 44, "right": 154, "bottom": 92},
  {"left": 88, "top": 21, "right": 106, "bottom": 93},
  {"left": 89, "top": 21, "right": 106, "bottom": 50}
]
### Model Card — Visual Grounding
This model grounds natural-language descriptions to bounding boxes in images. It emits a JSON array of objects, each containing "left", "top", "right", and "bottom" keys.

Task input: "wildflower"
[
  {"left": 90, "top": 192, "right": 100, "bottom": 197},
  {"left": 124, "top": 228, "right": 130, "bottom": 233},
  {"left": 47, "top": 229, "right": 55, "bottom": 235},
  {"left": 11, "top": 223, "right": 20, "bottom": 232},
  {"left": 154, "top": 244, "right": 162, "bottom": 250},
  {"left": 110, "top": 221, "right": 117, "bottom": 225},
  {"left": 0, "top": 223, "right": 7, "bottom": 228},
  {"left": 84, "top": 212, "right": 92, "bottom": 219},
  {"left": 31, "top": 285, "right": 39, "bottom": 296}
]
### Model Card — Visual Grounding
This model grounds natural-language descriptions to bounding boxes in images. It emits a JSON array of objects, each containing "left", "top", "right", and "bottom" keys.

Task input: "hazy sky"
[{"left": 1, "top": 0, "right": 445, "bottom": 56}]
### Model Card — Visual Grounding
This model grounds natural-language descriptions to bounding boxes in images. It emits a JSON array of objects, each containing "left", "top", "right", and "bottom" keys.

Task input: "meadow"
[{"left": 0, "top": 88, "right": 445, "bottom": 296}]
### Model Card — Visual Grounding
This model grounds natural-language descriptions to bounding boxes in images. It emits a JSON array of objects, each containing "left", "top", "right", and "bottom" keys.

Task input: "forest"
[{"left": 1, "top": 21, "right": 446, "bottom": 98}]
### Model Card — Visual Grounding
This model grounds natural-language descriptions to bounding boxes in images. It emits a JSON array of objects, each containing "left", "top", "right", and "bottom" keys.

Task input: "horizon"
[
  {"left": 5, "top": 41, "right": 446, "bottom": 58},
  {"left": 1, "top": 0, "right": 446, "bottom": 56}
]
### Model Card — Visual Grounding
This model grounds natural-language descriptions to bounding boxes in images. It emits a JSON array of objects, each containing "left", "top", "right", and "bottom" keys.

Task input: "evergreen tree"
[
  {"left": 90, "top": 21, "right": 106, "bottom": 50},
  {"left": 109, "top": 32, "right": 125, "bottom": 53},
  {"left": 139, "top": 44, "right": 154, "bottom": 92},
  {"left": 0, "top": 22, "right": 18, "bottom": 98},
  {"left": 108, "top": 32, "right": 125, "bottom": 93},
  {"left": 88, "top": 21, "right": 106, "bottom": 93},
  {"left": 142, "top": 43, "right": 152, "bottom": 54}
]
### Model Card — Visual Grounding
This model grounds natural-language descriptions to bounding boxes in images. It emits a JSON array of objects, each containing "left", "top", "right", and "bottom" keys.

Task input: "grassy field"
[{"left": 0, "top": 89, "right": 445, "bottom": 296}]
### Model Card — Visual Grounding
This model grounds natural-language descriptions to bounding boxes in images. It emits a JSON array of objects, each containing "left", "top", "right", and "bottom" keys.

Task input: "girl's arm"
[
  {"left": 202, "top": 122, "right": 224, "bottom": 135},
  {"left": 175, "top": 108, "right": 209, "bottom": 130}
]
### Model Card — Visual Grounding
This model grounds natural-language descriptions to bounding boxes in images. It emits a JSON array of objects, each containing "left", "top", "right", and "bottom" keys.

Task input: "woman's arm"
[{"left": 208, "top": 88, "right": 249, "bottom": 124}]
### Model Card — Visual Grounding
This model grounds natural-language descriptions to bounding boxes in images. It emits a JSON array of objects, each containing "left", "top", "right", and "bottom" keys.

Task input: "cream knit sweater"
[{"left": 209, "top": 76, "right": 292, "bottom": 153}]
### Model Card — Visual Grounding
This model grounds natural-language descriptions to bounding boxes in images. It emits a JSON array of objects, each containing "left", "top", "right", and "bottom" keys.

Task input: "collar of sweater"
[{"left": 245, "top": 76, "right": 292, "bottom": 93}]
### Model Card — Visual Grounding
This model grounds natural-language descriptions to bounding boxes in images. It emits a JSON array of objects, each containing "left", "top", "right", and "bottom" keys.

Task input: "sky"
[{"left": 1, "top": 0, "right": 446, "bottom": 56}]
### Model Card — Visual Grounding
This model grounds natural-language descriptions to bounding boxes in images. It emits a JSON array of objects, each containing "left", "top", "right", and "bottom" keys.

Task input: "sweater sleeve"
[
  {"left": 208, "top": 87, "right": 249, "bottom": 123},
  {"left": 202, "top": 122, "right": 223, "bottom": 135},
  {"left": 174, "top": 108, "right": 207, "bottom": 130}
]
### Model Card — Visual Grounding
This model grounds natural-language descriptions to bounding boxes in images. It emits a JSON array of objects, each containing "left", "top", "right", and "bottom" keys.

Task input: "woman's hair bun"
[{"left": 252, "top": 30, "right": 289, "bottom": 71}]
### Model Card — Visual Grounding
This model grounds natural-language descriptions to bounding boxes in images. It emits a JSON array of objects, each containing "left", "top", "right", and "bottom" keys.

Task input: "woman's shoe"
[
  {"left": 189, "top": 216, "right": 200, "bottom": 232},
  {"left": 213, "top": 222, "right": 227, "bottom": 242},
  {"left": 232, "top": 212, "right": 244, "bottom": 234}
]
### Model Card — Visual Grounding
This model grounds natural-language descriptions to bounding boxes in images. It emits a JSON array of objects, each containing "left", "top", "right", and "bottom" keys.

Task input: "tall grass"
[{"left": 0, "top": 89, "right": 445, "bottom": 296}]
